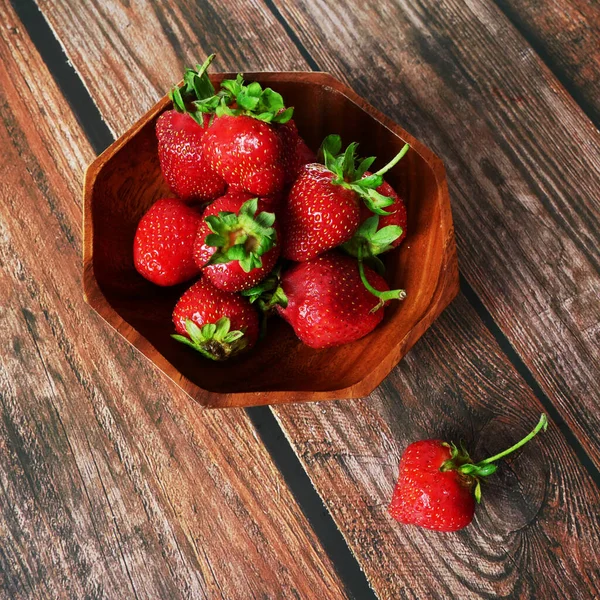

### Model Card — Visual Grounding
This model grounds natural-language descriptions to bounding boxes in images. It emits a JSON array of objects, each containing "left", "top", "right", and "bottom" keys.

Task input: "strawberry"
[
  {"left": 280, "top": 135, "right": 409, "bottom": 262},
  {"left": 278, "top": 119, "right": 317, "bottom": 183},
  {"left": 343, "top": 175, "right": 407, "bottom": 258},
  {"left": 389, "top": 414, "right": 548, "bottom": 532},
  {"left": 172, "top": 279, "right": 259, "bottom": 360},
  {"left": 203, "top": 115, "right": 286, "bottom": 195},
  {"left": 292, "top": 138, "right": 317, "bottom": 176},
  {"left": 194, "top": 73, "right": 294, "bottom": 196},
  {"left": 194, "top": 192, "right": 279, "bottom": 292},
  {"left": 157, "top": 55, "right": 226, "bottom": 203},
  {"left": 133, "top": 198, "right": 202, "bottom": 286},
  {"left": 269, "top": 252, "right": 404, "bottom": 348}
]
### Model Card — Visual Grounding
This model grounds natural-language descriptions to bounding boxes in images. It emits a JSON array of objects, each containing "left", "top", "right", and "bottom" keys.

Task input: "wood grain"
[
  {"left": 32, "top": 0, "right": 600, "bottom": 597},
  {"left": 495, "top": 0, "right": 600, "bottom": 125},
  {"left": 277, "top": 293, "right": 600, "bottom": 598},
  {"left": 36, "top": 0, "right": 600, "bottom": 460},
  {"left": 269, "top": 0, "right": 600, "bottom": 464},
  {"left": 83, "top": 72, "right": 458, "bottom": 407},
  {"left": 0, "top": 3, "right": 348, "bottom": 598}
]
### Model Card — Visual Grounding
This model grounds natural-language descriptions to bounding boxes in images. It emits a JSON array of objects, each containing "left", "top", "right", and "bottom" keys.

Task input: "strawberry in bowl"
[{"left": 194, "top": 191, "right": 280, "bottom": 292}]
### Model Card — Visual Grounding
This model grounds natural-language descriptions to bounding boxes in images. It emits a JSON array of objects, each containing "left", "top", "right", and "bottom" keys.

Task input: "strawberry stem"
[
  {"left": 357, "top": 245, "right": 406, "bottom": 311},
  {"left": 373, "top": 143, "right": 410, "bottom": 177},
  {"left": 472, "top": 414, "right": 548, "bottom": 468}
]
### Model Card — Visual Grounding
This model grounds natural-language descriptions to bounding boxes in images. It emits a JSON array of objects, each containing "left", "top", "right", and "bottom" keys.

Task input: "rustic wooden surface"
[
  {"left": 495, "top": 0, "right": 600, "bottom": 125},
  {"left": 0, "top": 2, "right": 348, "bottom": 598},
  {"left": 1, "top": 0, "right": 599, "bottom": 597}
]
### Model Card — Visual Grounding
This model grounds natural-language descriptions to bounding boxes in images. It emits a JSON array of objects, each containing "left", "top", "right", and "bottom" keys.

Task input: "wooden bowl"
[{"left": 83, "top": 72, "right": 458, "bottom": 408}]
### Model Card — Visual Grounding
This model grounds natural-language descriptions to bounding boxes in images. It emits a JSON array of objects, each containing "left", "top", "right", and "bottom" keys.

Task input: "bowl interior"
[{"left": 89, "top": 76, "right": 445, "bottom": 395}]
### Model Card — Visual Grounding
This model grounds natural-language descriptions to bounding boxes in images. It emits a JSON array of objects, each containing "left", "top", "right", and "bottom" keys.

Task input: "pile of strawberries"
[
  {"left": 132, "top": 57, "right": 551, "bottom": 534},
  {"left": 134, "top": 55, "right": 409, "bottom": 361}
]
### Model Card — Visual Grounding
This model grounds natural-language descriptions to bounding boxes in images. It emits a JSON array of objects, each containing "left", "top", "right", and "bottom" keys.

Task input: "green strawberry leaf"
[
  {"left": 474, "top": 481, "right": 482, "bottom": 504},
  {"left": 213, "top": 317, "right": 231, "bottom": 341},
  {"left": 224, "top": 330, "right": 245, "bottom": 343},
  {"left": 272, "top": 107, "right": 293, "bottom": 124},
  {"left": 205, "top": 233, "right": 226, "bottom": 247},
  {"left": 341, "top": 143, "right": 359, "bottom": 180},
  {"left": 319, "top": 134, "right": 342, "bottom": 160},
  {"left": 185, "top": 319, "right": 205, "bottom": 344},
  {"left": 202, "top": 200, "right": 276, "bottom": 272},
  {"left": 260, "top": 88, "right": 284, "bottom": 112},
  {"left": 239, "top": 197, "right": 259, "bottom": 218},
  {"left": 169, "top": 85, "right": 187, "bottom": 112},
  {"left": 255, "top": 211, "right": 276, "bottom": 228},
  {"left": 237, "top": 90, "right": 261, "bottom": 111},
  {"left": 173, "top": 317, "right": 248, "bottom": 361},
  {"left": 358, "top": 173, "right": 384, "bottom": 189},
  {"left": 354, "top": 156, "right": 377, "bottom": 179},
  {"left": 357, "top": 215, "right": 380, "bottom": 238},
  {"left": 371, "top": 225, "right": 403, "bottom": 246}
]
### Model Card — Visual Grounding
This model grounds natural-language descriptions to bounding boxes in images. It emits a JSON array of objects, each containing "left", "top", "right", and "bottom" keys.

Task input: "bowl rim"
[{"left": 83, "top": 71, "right": 458, "bottom": 408}]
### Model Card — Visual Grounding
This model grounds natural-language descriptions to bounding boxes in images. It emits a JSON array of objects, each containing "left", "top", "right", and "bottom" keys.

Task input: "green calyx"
[
  {"left": 210, "top": 75, "right": 293, "bottom": 123},
  {"left": 241, "top": 265, "right": 288, "bottom": 313},
  {"left": 172, "top": 317, "right": 247, "bottom": 361},
  {"left": 169, "top": 54, "right": 293, "bottom": 125},
  {"left": 440, "top": 414, "right": 549, "bottom": 503},
  {"left": 169, "top": 54, "right": 218, "bottom": 126},
  {"left": 203, "top": 198, "right": 277, "bottom": 273},
  {"left": 318, "top": 134, "right": 410, "bottom": 216},
  {"left": 343, "top": 215, "right": 403, "bottom": 258},
  {"left": 356, "top": 244, "right": 406, "bottom": 312}
]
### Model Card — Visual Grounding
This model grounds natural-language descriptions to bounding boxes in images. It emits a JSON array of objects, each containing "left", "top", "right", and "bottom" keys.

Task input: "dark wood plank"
[
  {"left": 495, "top": 0, "right": 600, "bottom": 125},
  {"left": 0, "top": 3, "right": 348, "bottom": 598},
  {"left": 33, "top": 0, "right": 600, "bottom": 597}
]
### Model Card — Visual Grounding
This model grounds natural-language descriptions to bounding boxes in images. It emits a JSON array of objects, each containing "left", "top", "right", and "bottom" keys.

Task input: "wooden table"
[{"left": 1, "top": 0, "right": 599, "bottom": 598}]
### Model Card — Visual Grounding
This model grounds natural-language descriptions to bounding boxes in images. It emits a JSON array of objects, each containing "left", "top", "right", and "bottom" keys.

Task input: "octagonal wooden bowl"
[{"left": 83, "top": 71, "right": 459, "bottom": 408}]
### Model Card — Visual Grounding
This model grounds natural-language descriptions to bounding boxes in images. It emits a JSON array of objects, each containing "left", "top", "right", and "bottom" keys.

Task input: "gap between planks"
[
  {"left": 261, "top": 0, "right": 600, "bottom": 489},
  {"left": 10, "top": 1, "right": 378, "bottom": 598}
]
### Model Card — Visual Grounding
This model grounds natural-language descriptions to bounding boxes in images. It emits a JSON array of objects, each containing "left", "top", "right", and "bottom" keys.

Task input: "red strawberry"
[
  {"left": 274, "top": 252, "right": 403, "bottom": 348},
  {"left": 281, "top": 163, "right": 359, "bottom": 262},
  {"left": 389, "top": 414, "right": 548, "bottom": 532},
  {"left": 133, "top": 198, "right": 202, "bottom": 286},
  {"left": 278, "top": 119, "right": 317, "bottom": 183},
  {"left": 281, "top": 135, "right": 409, "bottom": 262},
  {"left": 156, "top": 111, "right": 226, "bottom": 203},
  {"left": 194, "top": 191, "right": 279, "bottom": 292},
  {"left": 193, "top": 74, "right": 295, "bottom": 196},
  {"left": 158, "top": 55, "right": 226, "bottom": 203},
  {"left": 293, "top": 138, "right": 317, "bottom": 175},
  {"left": 172, "top": 279, "right": 259, "bottom": 360},
  {"left": 203, "top": 115, "right": 286, "bottom": 196},
  {"left": 343, "top": 175, "right": 407, "bottom": 258}
]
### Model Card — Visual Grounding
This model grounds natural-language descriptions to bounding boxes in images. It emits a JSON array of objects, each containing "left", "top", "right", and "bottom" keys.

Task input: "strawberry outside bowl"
[{"left": 83, "top": 71, "right": 459, "bottom": 408}]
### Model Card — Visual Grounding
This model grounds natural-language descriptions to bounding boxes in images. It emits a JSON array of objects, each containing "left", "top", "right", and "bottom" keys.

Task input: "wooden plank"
[
  {"left": 36, "top": 0, "right": 600, "bottom": 467},
  {"left": 268, "top": 0, "right": 600, "bottom": 463},
  {"left": 277, "top": 294, "right": 600, "bottom": 598},
  {"left": 495, "top": 0, "right": 600, "bottom": 125},
  {"left": 0, "top": 3, "right": 348, "bottom": 598},
  {"left": 32, "top": 0, "right": 600, "bottom": 597}
]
